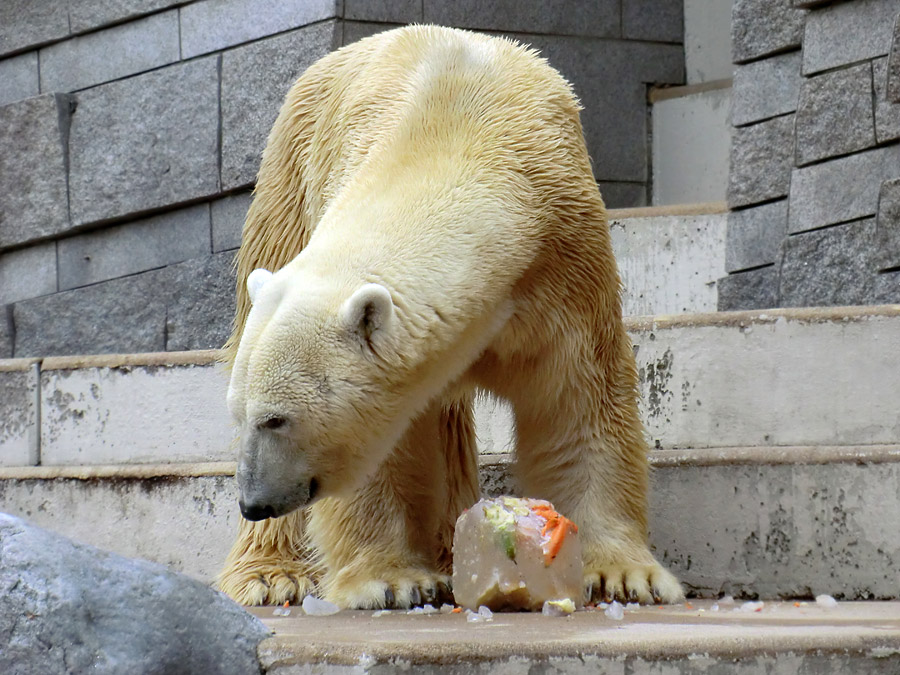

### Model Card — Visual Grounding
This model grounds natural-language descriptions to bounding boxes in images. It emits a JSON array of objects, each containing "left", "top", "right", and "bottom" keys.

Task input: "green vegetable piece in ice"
[{"left": 483, "top": 503, "right": 517, "bottom": 560}]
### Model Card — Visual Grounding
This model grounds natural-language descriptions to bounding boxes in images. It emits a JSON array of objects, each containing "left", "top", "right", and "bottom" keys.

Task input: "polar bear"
[{"left": 218, "top": 25, "right": 683, "bottom": 609}]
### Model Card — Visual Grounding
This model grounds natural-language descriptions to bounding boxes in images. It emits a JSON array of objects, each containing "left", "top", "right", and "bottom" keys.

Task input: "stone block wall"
[
  {"left": 0, "top": 0, "right": 685, "bottom": 359},
  {"left": 721, "top": 0, "right": 900, "bottom": 310}
]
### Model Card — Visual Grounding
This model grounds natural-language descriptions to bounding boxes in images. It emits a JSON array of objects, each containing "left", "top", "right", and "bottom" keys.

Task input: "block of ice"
[
  {"left": 452, "top": 497, "right": 583, "bottom": 611},
  {"left": 815, "top": 594, "right": 838, "bottom": 609}
]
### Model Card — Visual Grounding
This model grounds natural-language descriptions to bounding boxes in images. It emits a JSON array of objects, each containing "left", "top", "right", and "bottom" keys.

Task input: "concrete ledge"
[
  {"left": 255, "top": 601, "right": 900, "bottom": 672},
  {"left": 607, "top": 202, "right": 729, "bottom": 219},
  {"left": 39, "top": 349, "right": 221, "bottom": 371},
  {"left": 0, "top": 461, "right": 236, "bottom": 480},
  {"left": 648, "top": 78, "right": 734, "bottom": 103},
  {"left": 625, "top": 303, "right": 900, "bottom": 330}
]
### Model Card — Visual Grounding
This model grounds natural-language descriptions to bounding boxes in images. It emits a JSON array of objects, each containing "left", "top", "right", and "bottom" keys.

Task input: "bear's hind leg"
[
  {"left": 308, "top": 394, "right": 479, "bottom": 609},
  {"left": 217, "top": 509, "right": 317, "bottom": 605}
]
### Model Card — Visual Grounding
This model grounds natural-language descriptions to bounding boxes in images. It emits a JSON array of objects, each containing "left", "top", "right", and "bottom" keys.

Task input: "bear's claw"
[
  {"left": 218, "top": 562, "right": 316, "bottom": 606},
  {"left": 325, "top": 568, "right": 453, "bottom": 609},
  {"left": 584, "top": 560, "right": 684, "bottom": 605}
]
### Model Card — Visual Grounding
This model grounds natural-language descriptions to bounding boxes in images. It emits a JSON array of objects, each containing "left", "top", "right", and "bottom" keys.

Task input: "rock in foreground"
[
  {"left": 453, "top": 497, "right": 583, "bottom": 611},
  {"left": 0, "top": 512, "right": 269, "bottom": 675}
]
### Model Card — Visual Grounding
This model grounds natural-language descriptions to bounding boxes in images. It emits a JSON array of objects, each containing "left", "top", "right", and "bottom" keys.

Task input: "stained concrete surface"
[{"left": 253, "top": 600, "right": 900, "bottom": 673}]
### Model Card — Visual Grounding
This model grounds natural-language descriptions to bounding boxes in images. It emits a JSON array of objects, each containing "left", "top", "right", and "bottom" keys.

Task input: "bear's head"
[{"left": 227, "top": 263, "right": 407, "bottom": 521}]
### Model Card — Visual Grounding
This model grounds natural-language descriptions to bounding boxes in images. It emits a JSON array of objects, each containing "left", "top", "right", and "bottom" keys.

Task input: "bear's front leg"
[
  {"left": 307, "top": 397, "right": 477, "bottom": 609},
  {"left": 217, "top": 509, "right": 317, "bottom": 605}
]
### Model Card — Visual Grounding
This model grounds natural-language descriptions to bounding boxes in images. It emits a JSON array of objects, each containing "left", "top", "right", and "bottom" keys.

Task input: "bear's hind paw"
[
  {"left": 584, "top": 561, "right": 684, "bottom": 605},
  {"left": 218, "top": 562, "right": 316, "bottom": 606}
]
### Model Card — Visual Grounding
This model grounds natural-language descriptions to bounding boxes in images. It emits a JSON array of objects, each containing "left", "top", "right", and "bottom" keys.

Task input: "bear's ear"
[
  {"left": 247, "top": 268, "right": 273, "bottom": 305},
  {"left": 340, "top": 283, "right": 394, "bottom": 343}
]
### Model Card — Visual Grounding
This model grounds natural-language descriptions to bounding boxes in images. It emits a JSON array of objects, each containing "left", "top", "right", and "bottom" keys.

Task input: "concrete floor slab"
[{"left": 253, "top": 600, "right": 900, "bottom": 673}]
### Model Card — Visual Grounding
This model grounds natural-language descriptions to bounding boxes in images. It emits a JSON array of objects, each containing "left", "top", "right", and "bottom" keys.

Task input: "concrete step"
[
  {"left": 4, "top": 306, "right": 896, "bottom": 467},
  {"left": 3, "top": 445, "right": 898, "bottom": 600},
  {"left": 609, "top": 205, "right": 726, "bottom": 317},
  {"left": 650, "top": 81, "right": 733, "bottom": 207},
  {"left": 251, "top": 600, "right": 900, "bottom": 674}
]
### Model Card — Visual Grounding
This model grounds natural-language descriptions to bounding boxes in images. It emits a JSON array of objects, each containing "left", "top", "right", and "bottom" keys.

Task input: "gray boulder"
[{"left": 0, "top": 513, "right": 269, "bottom": 674}]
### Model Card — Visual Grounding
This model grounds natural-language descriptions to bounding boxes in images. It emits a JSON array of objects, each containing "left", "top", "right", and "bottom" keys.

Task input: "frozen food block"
[{"left": 452, "top": 496, "right": 583, "bottom": 611}]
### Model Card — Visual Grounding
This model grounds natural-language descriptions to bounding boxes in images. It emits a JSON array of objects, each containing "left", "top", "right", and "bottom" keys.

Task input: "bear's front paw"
[
  {"left": 218, "top": 559, "right": 316, "bottom": 606},
  {"left": 584, "top": 560, "right": 684, "bottom": 605},
  {"left": 325, "top": 567, "right": 453, "bottom": 609}
]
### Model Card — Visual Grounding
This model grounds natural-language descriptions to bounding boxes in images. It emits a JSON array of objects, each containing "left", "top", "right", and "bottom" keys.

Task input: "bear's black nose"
[{"left": 239, "top": 501, "right": 276, "bottom": 521}]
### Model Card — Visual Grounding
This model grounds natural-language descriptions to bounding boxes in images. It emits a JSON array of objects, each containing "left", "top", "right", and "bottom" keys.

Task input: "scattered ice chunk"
[
  {"left": 452, "top": 497, "right": 583, "bottom": 611},
  {"left": 719, "top": 595, "right": 735, "bottom": 605},
  {"left": 407, "top": 604, "right": 439, "bottom": 615},
  {"left": 478, "top": 605, "right": 493, "bottom": 620},
  {"left": 604, "top": 601, "right": 624, "bottom": 620},
  {"left": 541, "top": 598, "right": 576, "bottom": 616},
  {"left": 816, "top": 594, "right": 838, "bottom": 609},
  {"left": 371, "top": 610, "right": 391, "bottom": 618},
  {"left": 272, "top": 606, "right": 291, "bottom": 617},
  {"left": 302, "top": 595, "right": 341, "bottom": 616},
  {"left": 738, "top": 601, "right": 765, "bottom": 612},
  {"left": 625, "top": 602, "right": 640, "bottom": 610},
  {"left": 440, "top": 604, "right": 456, "bottom": 614},
  {"left": 710, "top": 604, "right": 719, "bottom": 612}
]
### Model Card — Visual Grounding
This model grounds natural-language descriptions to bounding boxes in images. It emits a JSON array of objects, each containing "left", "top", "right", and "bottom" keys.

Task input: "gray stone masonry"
[
  {"left": 726, "top": 200, "right": 788, "bottom": 273},
  {"left": 802, "top": 0, "right": 897, "bottom": 75},
  {"left": 780, "top": 219, "right": 885, "bottom": 307},
  {"left": 57, "top": 204, "right": 211, "bottom": 291},
  {"left": 875, "top": 57, "right": 900, "bottom": 143},
  {"left": 622, "top": 0, "right": 684, "bottom": 43},
  {"left": 68, "top": 0, "right": 184, "bottom": 34},
  {"left": 0, "top": 0, "right": 69, "bottom": 57},
  {"left": 0, "top": 51, "right": 38, "bottom": 107},
  {"left": 0, "top": 513, "right": 269, "bottom": 675},
  {"left": 344, "top": 0, "right": 423, "bottom": 23},
  {"left": 180, "top": 0, "right": 338, "bottom": 59},
  {"left": 221, "top": 21, "right": 339, "bottom": 191},
  {"left": 0, "top": 365, "right": 39, "bottom": 466},
  {"left": 0, "top": 243, "right": 57, "bottom": 306},
  {"left": 423, "top": 0, "right": 621, "bottom": 39},
  {"left": 0, "top": 94, "right": 71, "bottom": 250},
  {"left": 12, "top": 250, "right": 237, "bottom": 357},
  {"left": 598, "top": 182, "right": 648, "bottom": 209},
  {"left": 794, "top": 62, "right": 876, "bottom": 166},
  {"left": 339, "top": 20, "right": 402, "bottom": 46},
  {"left": 890, "top": 13, "right": 900, "bottom": 103},
  {"left": 0, "top": 311, "right": 11, "bottom": 359},
  {"left": 211, "top": 191, "right": 252, "bottom": 252},
  {"left": 519, "top": 34, "right": 684, "bottom": 184},
  {"left": 68, "top": 57, "right": 220, "bottom": 227},
  {"left": 732, "top": 0, "right": 806, "bottom": 64},
  {"left": 875, "top": 270, "right": 900, "bottom": 302},
  {"left": 717, "top": 265, "right": 779, "bottom": 310},
  {"left": 14, "top": 270, "right": 169, "bottom": 357},
  {"left": 165, "top": 252, "right": 237, "bottom": 352},
  {"left": 788, "top": 143, "right": 900, "bottom": 234},
  {"left": 40, "top": 10, "right": 180, "bottom": 93},
  {"left": 210, "top": 192, "right": 253, "bottom": 253},
  {"left": 727, "top": 114, "right": 795, "bottom": 209},
  {"left": 731, "top": 50, "right": 801, "bottom": 127},
  {"left": 876, "top": 178, "right": 900, "bottom": 271}
]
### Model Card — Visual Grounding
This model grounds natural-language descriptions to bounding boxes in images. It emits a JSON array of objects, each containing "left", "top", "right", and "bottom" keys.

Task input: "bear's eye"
[{"left": 258, "top": 416, "right": 287, "bottom": 430}]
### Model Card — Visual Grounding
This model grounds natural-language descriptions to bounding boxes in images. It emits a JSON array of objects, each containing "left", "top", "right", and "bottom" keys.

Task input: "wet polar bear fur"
[{"left": 218, "top": 25, "right": 683, "bottom": 609}]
